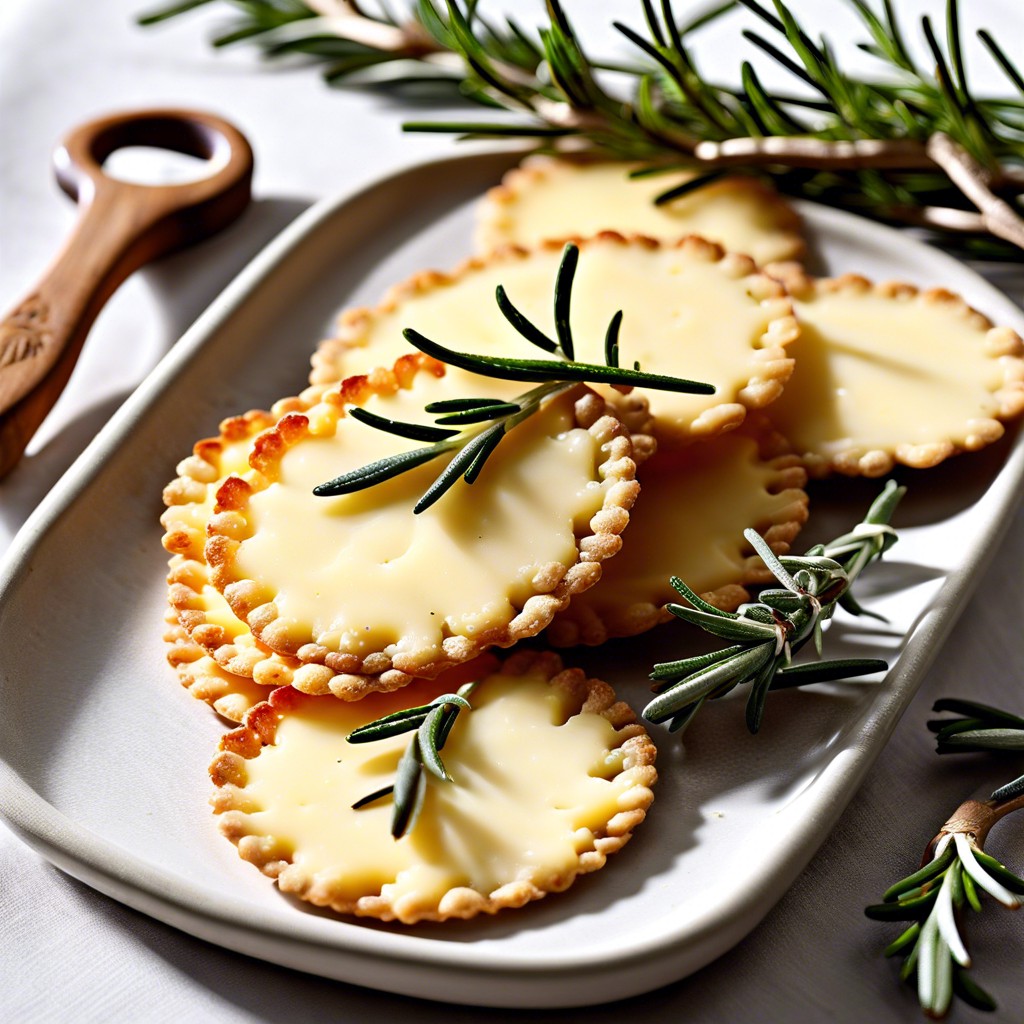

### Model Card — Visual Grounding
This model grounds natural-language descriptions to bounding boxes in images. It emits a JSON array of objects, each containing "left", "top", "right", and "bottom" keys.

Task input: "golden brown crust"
[
  {"left": 209, "top": 651, "right": 657, "bottom": 923},
  {"left": 161, "top": 409, "right": 278, "bottom": 561},
  {"left": 473, "top": 154, "right": 805, "bottom": 265},
  {"left": 207, "top": 355, "right": 647, "bottom": 692},
  {"left": 763, "top": 264, "right": 1024, "bottom": 477},
  {"left": 547, "top": 416, "right": 809, "bottom": 647}
]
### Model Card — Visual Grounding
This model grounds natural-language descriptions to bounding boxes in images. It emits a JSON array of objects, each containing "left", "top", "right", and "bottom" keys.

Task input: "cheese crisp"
[
  {"left": 764, "top": 265, "right": 1024, "bottom": 476},
  {"left": 310, "top": 234, "right": 799, "bottom": 444},
  {"left": 210, "top": 651, "right": 657, "bottom": 923},
  {"left": 548, "top": 421, "right": 809, "bottom": 646},
  {"left": 206, "top": 357, "right": 642, "bottom": 691},
  {"left": 475, "top": 156, "right": 805, "bottom": 265}
]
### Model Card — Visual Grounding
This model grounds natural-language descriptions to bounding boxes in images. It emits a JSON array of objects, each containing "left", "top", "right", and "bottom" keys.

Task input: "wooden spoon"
[{"left": 0, "top": 108, "right": 254, "bottom": 479}]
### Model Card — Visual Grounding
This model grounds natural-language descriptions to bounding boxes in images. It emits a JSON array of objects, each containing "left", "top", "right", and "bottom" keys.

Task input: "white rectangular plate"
[{"left": 1, "top": 151, "right": 1022, "bottom": 1008}]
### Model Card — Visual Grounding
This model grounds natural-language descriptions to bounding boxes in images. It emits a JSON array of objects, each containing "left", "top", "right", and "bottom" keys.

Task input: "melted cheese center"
[
  {"left": 769, "top": 291, "right": 1005, "bottom": 454},
  {"left": 574, "top": 433, "right": 789, "bottom": 609},
  {"left": 238, "top": 671, "right": 636, "bottom": 921},
  {"left": 235, "top": 382, "right": 606, "bottom": 658},
  {"left": 482, "top": 161, "right": 800, "bottom": 264},
  {"left": 331, "top": 243, "right": 782, "bottom": 437}
]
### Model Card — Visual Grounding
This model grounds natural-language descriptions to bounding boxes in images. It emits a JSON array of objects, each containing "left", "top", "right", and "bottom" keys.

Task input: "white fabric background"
[{"left": 1, "top": 1, "right": 1023, "bottom": 1020}]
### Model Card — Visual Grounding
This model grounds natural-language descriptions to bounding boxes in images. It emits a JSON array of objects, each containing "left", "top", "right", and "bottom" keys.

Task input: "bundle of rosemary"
[
  {"left": 867, "top": 699, "right": 1024, "bottom": 1018},
  {"left": 140, "top": 0, "right": 1024, "bottom": 258}
]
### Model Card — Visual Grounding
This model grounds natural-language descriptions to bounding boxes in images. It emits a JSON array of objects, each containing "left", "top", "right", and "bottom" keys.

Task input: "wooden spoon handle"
[{"left": 0, "top": 108, "right": 253, "bottom": 479}]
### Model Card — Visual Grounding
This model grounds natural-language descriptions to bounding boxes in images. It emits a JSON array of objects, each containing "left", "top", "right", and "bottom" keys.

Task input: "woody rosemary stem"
[
  {"left": 924, "top": 134, "right": 1024, "bottom": 250},
  {"left": 929, "top": 794, "right": 1024, "bottom": 857},
  {"left": 866, "top": 786, "right": 1024, "bottom": 1017},
  {"left": 472, "top": 106, "right": 1024, "bottom": 250}
]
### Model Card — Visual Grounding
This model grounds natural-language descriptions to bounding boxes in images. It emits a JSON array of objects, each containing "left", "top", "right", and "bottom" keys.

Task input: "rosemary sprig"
[
  {"left": 143, "top": 1, "right": 1024, "bottom": 258},
  {"left": 866, "top": 828, "right": 1024, "bottom": 1018},
  {"left": 348, "top": 681, "right": 477, "bottom": 839},
  {"left": 137, "top": 0, "right": 539, "bottom": 90},
  {"left": 313, "top": 242, "right": 713, "bottom": 512},
  {"left": 866, "top": 698, "right": 1024, "bottom": 1016},
  {"left": 866, "top": 695, "right": 1024, "bottom": 1021},
  {"left": 644, "top": 480, "right": 904, "bottom": 735}
]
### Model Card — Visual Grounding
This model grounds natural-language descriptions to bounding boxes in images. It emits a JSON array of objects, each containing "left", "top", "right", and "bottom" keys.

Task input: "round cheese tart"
[
  {"left": 548, "top": 420, "right": 808, "bottom": 646},
  {"left": 311, "top": 234, "right": 799, "bottom": 445},
  {"left": 210, "top": 651, "right": 657, "bottom": 923},
  {"left": 206, "top": 356, "right": 642, "bottom": 690},
  {"left": 764, "top": 265, "right": 1024, "bottom": 476},
  {"left": 475, "top": 155, "right": 805, "bottom": 265}
]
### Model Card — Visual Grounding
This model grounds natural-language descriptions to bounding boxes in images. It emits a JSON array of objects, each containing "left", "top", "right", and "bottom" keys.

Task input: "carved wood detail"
[{"left": 0, "top": 295, "right": 51, "bottom": 370}]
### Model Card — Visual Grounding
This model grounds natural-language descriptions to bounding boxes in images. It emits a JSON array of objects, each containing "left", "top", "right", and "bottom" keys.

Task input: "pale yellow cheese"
[
  {"left": 237, "top": 671, "right": 637, "bottom": 915},
  {"left": 769, "top": 289, "right": 1008, "bottom": 456},
  {"left": 196, "top": 584, "right": 249, "bottom": 637},
  {"left": 235, "top": 382, "right": 606, "bottom": 659},
  {"left": 477, "top": 159, "right": 803, "bottom": 264},
  {"left": 573, "top": 433, "right": 794, "bottom": 613},
  {"left": 329, "top": 241, "right": 791, "bottom": 439}
]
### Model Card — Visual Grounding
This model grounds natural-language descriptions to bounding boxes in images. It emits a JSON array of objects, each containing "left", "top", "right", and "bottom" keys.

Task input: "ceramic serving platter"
[{"left": 1, "top": 151, "right": 1022, "bottom": 1009}]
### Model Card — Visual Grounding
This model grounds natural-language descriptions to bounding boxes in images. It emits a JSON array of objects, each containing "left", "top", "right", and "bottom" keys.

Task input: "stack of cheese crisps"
[
  {"left": 161, "top": 155, "right": 1024, "bottom": 925},
  {"left": 163, "top": 350, "right": 661, "bottom": 921}
]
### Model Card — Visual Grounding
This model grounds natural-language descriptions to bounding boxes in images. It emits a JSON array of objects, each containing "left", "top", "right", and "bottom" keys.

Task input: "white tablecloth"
[{"left": 2, "top": 1, "right": 1022, "bottom": 1020}]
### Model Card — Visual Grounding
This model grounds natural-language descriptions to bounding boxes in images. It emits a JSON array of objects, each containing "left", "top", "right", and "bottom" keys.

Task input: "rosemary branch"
[
  {"left": 866, "top": 794, "right": 1024, "bottom": 1017},
  {"left": 142, "top": 0, "right": 1024, "bottom": 258},
  {"left": 644, "top": 480, "right": 904, "bottom": 735},
  {"left": 865, "top": 697, "right": 1024, "bottom": 1016},
  {"left": 348, "top": 681, "right": 477, "bottom": 838},
  {"left": 313, "top": 242, "right": 713, "bottom": 511}
]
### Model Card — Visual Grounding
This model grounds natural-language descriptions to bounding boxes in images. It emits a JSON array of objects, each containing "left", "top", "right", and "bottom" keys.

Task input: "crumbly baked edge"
[
  {"left": 206, "top": 355, "right": 648, "bottom": 693},
  {"left": 165, "top": 554, "right": 370, "bottom": 696},
  {"left": 161, "top": 408, "right": 280, "bottom": 563},
  {"left": 765, "top": 262, "right": 1024, "bottom": 478},
  {"left": 308, "top": 233, "right": 799, "bottom": 447},
  {"left": 472, "top": 153, "right": 806, "bottom": 265},
  {"left": 547, "top": 416, "right": 809, "bottom": 647},
  {"left": 163, "top": 604, "right": 267, "bottom": 723},
  {"left": 209, "top": 649, "right": 658, "bottom": 923}
]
